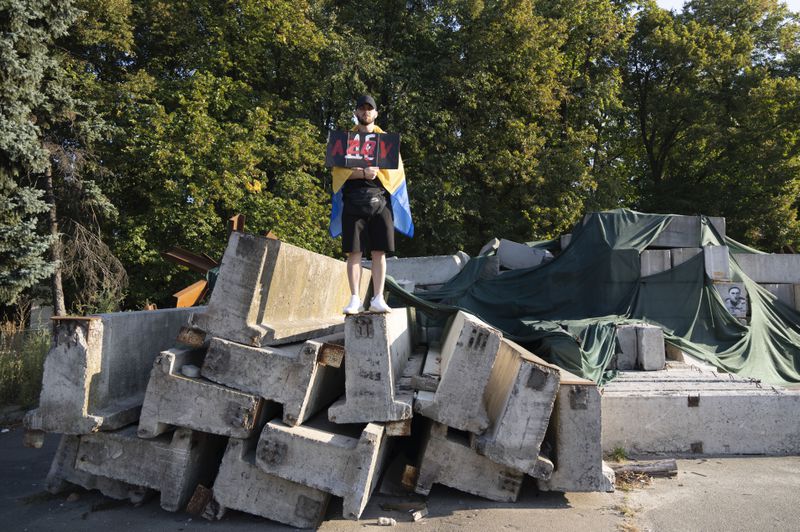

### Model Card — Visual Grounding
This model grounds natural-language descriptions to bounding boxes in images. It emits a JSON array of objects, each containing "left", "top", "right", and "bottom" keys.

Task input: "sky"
[{"left": 656, "top": 0, "right": 800, "bottom": 12}]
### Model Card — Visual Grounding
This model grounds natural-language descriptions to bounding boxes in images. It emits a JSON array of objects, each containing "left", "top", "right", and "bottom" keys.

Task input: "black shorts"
[{"left": 342, "top": 203, "right": 395, "bottom": 255}]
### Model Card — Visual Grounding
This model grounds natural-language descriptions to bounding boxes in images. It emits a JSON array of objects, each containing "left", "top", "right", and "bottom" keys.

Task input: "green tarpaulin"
[{"left": 387, "top": 209, "right": 800, "bottom": 386}]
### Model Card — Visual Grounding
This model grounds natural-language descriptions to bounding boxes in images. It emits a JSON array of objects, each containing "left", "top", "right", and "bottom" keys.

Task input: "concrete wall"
[
  {"left": 736, "top": 254, "right": 800, "bottom": 284},
  {"left": 759, "top": 284, "right": 796, "bottom": 308},
  {"left": 363, "top": 254, "right": 469, "bottom": 286},
  {"left": 602, "top": 367, "right": 800, "bottom": 455}
]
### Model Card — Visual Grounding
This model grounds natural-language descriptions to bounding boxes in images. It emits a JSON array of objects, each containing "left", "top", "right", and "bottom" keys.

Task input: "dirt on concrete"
[{"left": 1, "top": 426, "right": 798, "bottom": 531}]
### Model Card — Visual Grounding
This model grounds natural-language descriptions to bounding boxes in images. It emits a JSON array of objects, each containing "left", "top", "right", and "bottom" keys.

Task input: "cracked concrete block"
[
  {"left": 138, "top": 346, "right": 266, "bottom": 438},
  {"left": 45, "top": 435, "right": 150, "bottom": 503},
  {"left": 414, "top": 311, "right": 501, "bottom": 434},
  {"left": 637, "top": 325, "right": 665, "bottom": 371},
  {"left": 328, "top": 311, "right": 413, "bottom": 423},
  {"left": 471, "top": 341, "right": 560, "bottom": 477},
  {"left": 75, "top": 426, "right": 227, "bottom": 512},
  {"left": 255, "top": 416, "right": 390, "bottom": 520},
  {"left": 190, "top": 232, "right": 369, "bottom": 347},
  {"left": 615, "top": 325, "right": 638, "bottom": 370},
  {"left": 537, "top": 370, "right": 614, "bottom": 493},
  {"left": 24, "top": 308, "right": 199, "bottom": 434},
  {"left": 703, "top": 245, "right": 731, "bottom": 281},
  {"left": 205, "top": 437, "right": 329, "bottom": 528},
  {"left": 640, "top": 250, "right": 671, "bottom": 277},
  {"left": 415, "top": 422, "right": 525, "bottom": 502},
  {"left": 202, "top": 332, "right": 345, "bottom": 426}
]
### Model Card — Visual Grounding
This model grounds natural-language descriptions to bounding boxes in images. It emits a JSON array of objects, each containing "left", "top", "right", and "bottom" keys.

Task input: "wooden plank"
[
  {"left": 317, "top": 342, "right": 345, "bottom": 368},
  {"left": 609, "top": 459, "right": 678, "bottom": 477},
  {"left": 177, "top": 326, "right": 206, "bottom": 347},
  {"left": 385, "top": 419, "right": 412, "bottom": 437}
]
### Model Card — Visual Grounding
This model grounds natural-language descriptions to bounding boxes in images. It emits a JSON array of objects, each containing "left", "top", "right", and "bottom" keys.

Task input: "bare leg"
[
  {"left": 371, "top": 251, "right": 386, "bottom": 297},
  {"left": 346, "top": 252, "right": 362, "bottom": 295}
]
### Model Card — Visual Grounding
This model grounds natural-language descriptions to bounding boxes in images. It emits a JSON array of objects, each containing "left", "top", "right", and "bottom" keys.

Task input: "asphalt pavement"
[{"left": 1, "top": 426, "right": 798, "bottom": 531}]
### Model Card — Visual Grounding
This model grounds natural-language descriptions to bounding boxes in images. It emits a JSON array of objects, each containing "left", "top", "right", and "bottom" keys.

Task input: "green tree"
[
  {"left": 0, "top": 0, "right": 83, "bottom": 312},
  {"left": 624, "top": 0, "right": 800, "bottom": 250},
  {"left": 0, "top": 173, "right": 54, "bottom": 304}
]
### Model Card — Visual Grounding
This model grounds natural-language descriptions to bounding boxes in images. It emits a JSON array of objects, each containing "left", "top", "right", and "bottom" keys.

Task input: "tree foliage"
[{"left": 3, "top": 0, "right": 800, "bottom": 309}]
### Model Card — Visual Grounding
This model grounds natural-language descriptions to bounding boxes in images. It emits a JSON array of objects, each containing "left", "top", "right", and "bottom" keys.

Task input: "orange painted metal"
[
  {"left": 161, "top": 247, "right": 218, "bottom": 274},
  {"left": 173, "top": 279, "right": 208, "bottom": 308}
]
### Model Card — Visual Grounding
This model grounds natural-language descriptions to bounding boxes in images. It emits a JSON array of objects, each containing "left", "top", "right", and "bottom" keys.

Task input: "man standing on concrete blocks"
[{"left": 329, "top": 94, "right": 414, "bottom": 314}]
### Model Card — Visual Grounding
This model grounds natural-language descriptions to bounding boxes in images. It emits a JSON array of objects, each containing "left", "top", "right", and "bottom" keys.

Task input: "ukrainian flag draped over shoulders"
[{"left": 329, "top": 125, "right": 414, "bottom": 238}]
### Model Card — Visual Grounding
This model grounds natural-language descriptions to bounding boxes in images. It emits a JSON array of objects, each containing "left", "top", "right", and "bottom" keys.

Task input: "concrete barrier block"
[
  {"left": 497, "top": 239, "right": 549, "bottom": 270},
  {"left": 203, "top": 332, "right": 345, "bottom": 426},
  {"left": 415, "top": 422, "right": 524, "bottom": 502},
  {"left": 715, "top": 282, "right": 748, "bottom": 318},
  {"left": 138, "top": 346, "right": 266, "bottom": 438},
  {"left": 206, "top": 437, "right": 329, "bottom": 528},
  {"left": 735, "top": 253, "right": 800, "bottom": 283},
  {"left": 640, "top": 250, "right": 671, "bottom": 277},
  {"left": 414, "top": 311, "right": 502, "bottom": 434},
  {"left": 703, "top": 245, "right": 731, "bottom": 281},
  {"left": 671, "top": 247, "right": 702, "bottom": 268},
  {"left": 365, "top": 254, "right": 469, "bottom": 286},
  {"left": 560, "top": 233, "right": 572, "bottom": 249},
  {"left": 759, "top": 284, "right": 796, "bottom": 308},
  {"left": 255, "top": 417, "right": 390, "bottom": 520},
  {"left": 328, "top": 311, "right": 413, "bottom": 424},
  {"left": 647, "top": 215, "right": 725, "bottom": 248},
  {"left": 637, "top": 325, "right": 665, "bottom": 371},
  {"left": 45, "top": 435, "right": 150, "bottom": 503},
  {"left": 537, "top": 370, "right": 614, "bottom": 493},
  {"left": 24, "top": 308, "right": 199, "bottom": 435},
  {"left": 478, "top": 237, "right": 500, "bottom": 257},
  {"left": 615, "top": 325, "right": 638, "bottom": 370},
  {"left": 190, "top": 232, "right": 369, "bottom": 347},
  {"left": 602, "top": 366, "right": 800, "bottom": 455},
  {"left": 75, "top": 426, "right": 226, "bottom": 512},
  {"left": 471, "top": 340, "right": 560, "bottom": 477},
  {"left": 795, "top": 284, "right": 800, "bottom": 311}
]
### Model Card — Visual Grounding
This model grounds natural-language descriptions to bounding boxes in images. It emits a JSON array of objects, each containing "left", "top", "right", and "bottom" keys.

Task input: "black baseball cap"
[{"left": 356, "top": 94, "right": 377, "bottom": 109}]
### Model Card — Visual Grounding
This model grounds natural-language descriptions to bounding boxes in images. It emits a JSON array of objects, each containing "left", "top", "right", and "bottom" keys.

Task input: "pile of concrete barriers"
[{"left": 24, "top": 231, "right": 613, "bottom": 528}]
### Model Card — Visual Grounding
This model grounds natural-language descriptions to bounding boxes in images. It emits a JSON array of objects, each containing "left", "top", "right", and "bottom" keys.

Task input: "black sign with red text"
[{"left": 325, "top": 130, "right": 400, "bottom": 169}]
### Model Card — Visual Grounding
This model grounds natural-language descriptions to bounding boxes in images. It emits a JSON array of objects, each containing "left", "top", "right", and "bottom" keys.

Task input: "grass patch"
[
  {"left": 615, "top": 496, "right": 642, "bottom": 532},
  {"left": 608, "top": 446, "right": 628, "bottom": 462},
  {"left": 0, "top": 324, "right": 49, "bottom": 409}
]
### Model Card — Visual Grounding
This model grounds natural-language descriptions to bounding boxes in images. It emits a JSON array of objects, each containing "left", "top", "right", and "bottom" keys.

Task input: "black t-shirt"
[{"left": 342, "top": 172, "right": 386, "bottom": 193}]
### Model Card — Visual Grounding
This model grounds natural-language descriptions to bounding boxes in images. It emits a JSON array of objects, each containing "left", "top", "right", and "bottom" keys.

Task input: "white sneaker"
[
  {"left": 369, "top": 295, "right": 392, "bottom": 313},
  {"left": 342, "top": 295, "right": 363, "bottom": 315}
]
